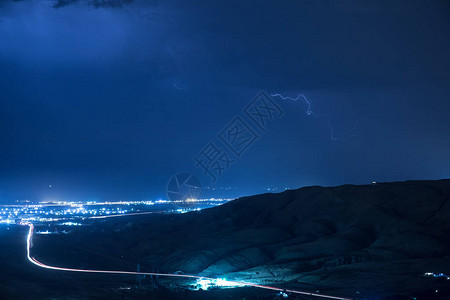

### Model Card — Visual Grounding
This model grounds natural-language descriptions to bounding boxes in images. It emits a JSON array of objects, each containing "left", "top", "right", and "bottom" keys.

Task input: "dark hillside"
[{"left": 35, "top": 179, "right": 450, "bottom": 299}]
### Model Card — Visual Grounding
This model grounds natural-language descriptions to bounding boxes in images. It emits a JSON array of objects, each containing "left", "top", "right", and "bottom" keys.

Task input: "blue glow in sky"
[{"left": 0, "top": 0, "right": 449, "bottom": 202}]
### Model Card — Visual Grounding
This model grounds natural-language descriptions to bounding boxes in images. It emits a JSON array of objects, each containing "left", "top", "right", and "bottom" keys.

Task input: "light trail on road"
[{"left": 24, "top": 223, "right": 352, "bottom": 300}]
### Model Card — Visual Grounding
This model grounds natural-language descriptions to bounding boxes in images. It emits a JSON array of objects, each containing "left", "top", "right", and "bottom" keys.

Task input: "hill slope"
[{"left": 36, "top": 179, "right": 450, "bottom": 298}]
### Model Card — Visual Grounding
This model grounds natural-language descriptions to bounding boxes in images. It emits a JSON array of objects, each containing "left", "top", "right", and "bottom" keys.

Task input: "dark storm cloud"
[
  {"left": 52, "top": 0, "right": 133, "bottom": 9},
  {"left": 183, "top": 0, "right": 450, "bottom": 89},
  {"left": 0, "top": 0, "right": 23, "bottom": 8},
  {"left": 0, "top": 0, "right": 133, "bottom": 9}
]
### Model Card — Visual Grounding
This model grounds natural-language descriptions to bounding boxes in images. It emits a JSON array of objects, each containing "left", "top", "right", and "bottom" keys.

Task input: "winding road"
[{"left": 24, "top": 222, "right": 352, "bottom": 300}]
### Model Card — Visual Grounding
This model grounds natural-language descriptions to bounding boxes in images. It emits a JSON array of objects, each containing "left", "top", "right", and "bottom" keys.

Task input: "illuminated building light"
[
  {"left": 36, "top": 230, "right": 56, "bottom": 235},
  {"left": 60, "top": 222, "right": 82, "bottom": 226}
]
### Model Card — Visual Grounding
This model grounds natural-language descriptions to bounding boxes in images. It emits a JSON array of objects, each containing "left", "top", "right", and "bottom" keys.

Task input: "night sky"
[{"left": 0, "top": 0, "right": 449, "bottom": 203}]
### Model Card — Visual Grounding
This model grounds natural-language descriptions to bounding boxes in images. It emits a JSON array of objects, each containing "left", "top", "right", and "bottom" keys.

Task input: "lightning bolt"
[
  {"left": 271, "top": 92, "right": 364, "bottom": 141},
  {"left": 270, "top": 93, "right": 314, "bottom": 116}
]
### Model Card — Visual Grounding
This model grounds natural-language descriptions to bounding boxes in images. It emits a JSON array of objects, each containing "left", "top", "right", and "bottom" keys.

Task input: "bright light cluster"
[
  {"left": 60, "top": 222, "right": 82, "bottom": 226},
  {"left": 425, "top": 272, "right": 450, "bottom": 280},
  {"left": 194, "top": 278, "right": 245, "bottom": 290},
  {"left": 36, "top": 230, "right": 56, "bottom": 235},
  {"left": 0, "top": 205, "right": 131, "bottom": 224}
]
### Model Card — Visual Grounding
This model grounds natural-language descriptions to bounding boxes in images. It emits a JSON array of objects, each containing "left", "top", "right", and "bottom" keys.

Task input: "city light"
[{"left": 0, "top": 198, "right": 234, "bottom": 225}]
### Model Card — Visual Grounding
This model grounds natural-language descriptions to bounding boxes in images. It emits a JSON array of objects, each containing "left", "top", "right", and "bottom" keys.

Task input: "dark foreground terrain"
[{"left": 3, "top": 179, "right": 450, "bottom": 299}]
